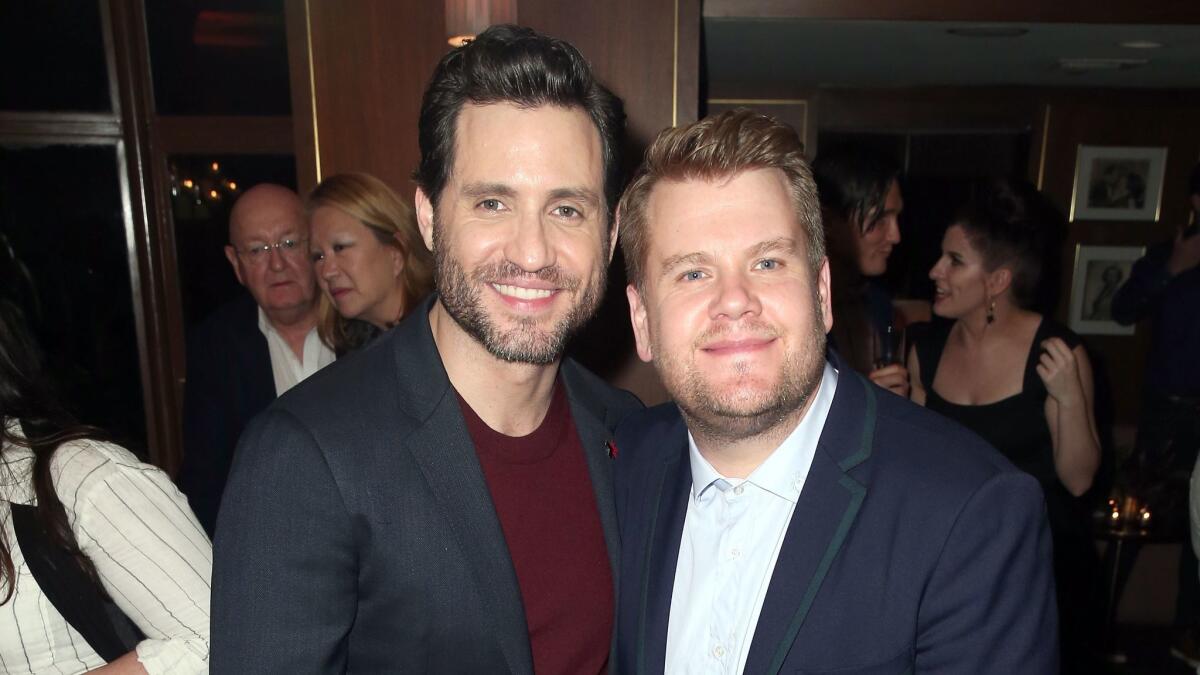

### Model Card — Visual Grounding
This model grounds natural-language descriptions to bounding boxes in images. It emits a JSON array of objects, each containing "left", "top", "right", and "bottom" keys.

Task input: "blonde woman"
[{"left": 307, "top": 173, "right": 434, "bottom": 353}]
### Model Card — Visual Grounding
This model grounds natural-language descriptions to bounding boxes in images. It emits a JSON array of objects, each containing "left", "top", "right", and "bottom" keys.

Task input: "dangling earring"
[{"left": 986, "top": 298, "right": 996, "bottom": 324}]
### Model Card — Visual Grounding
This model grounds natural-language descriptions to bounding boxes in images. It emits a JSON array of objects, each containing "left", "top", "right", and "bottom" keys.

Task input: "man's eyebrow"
[
  {"left": 748, "top": 237, "right": 799, "bottom": 258},
  {"left": 459, "top": 182, "right": 517, "bottom": 200},
  {"left": 659, "top": 251, "right": 712, "bottom": 276},
  {"left": 547, "top": 187, "right": 601, "bottom": 206}
]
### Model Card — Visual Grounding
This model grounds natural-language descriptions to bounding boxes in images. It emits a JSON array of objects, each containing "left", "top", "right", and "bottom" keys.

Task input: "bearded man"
[{"left": 211, "top": 25, "right": 638, "bottom": 674}]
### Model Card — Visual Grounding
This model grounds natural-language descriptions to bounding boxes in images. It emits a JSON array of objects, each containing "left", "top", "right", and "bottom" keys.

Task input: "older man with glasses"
[{"left": 176, "top": 183, "right": 334, "bottom": 536}]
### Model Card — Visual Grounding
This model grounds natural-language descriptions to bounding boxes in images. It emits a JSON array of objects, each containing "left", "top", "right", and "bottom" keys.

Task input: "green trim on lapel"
[
  {"left": 765, "top": 475, "right": 867, "bottom": 674},
  {"left": 764, "top": 374, "right": 877, "bottom": 675},
  {"left": 837, "top": 372, "right": 876, "bottom": 472}
]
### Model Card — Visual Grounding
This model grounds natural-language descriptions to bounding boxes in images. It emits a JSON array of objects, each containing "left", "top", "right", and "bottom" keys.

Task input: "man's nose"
[
  {"left": 710, "top": 269, "right": 760, "bottom": 320},
  {"left": 504, "top": 212, "right": 554, "bottom": 273}
]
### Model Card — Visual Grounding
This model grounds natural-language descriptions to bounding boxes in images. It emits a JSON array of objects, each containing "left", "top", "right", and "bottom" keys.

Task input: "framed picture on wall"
[
  {"left": 1070, "top": 145, "right": 1167, "bottom": 222},
  {"left": 1068, "top": 244, "right": 1144, "bottom": 335}
]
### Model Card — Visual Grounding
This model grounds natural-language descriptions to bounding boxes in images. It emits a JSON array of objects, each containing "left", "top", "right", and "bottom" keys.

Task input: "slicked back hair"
[
  {"left": 618, "top": 108, "right": 824, "bottom": 289},
  {"left": 413, "top": 24, "right": 625, "bottom": 219}
]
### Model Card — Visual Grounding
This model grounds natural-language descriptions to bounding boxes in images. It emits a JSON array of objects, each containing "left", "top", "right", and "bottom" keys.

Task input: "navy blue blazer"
[
  {"left": 177, "top": 293, "right": 275, "bottom": 536},
  {"left": 614, "top": 358, "right": 1059, "bottom": 674}
]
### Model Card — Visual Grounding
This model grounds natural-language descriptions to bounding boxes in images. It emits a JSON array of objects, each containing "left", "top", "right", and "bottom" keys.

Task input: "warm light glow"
[
  {"left": 445, "top": 0, "right": 516, "bottom": 48},
  {"left": 1110, "top": 510, "right": 1119, "bottom": 520},
  {"left": 227, "top": 181, "right": 238, "bottom": 191},
  {"left": 211, "top": 162, "right": 220, "bottom": 172},
  {"left": 182, "top": 179, "right": 195, "bottom": 189},
  {"left": 209, "top": 189, "right": 220, "bottom": 199}
]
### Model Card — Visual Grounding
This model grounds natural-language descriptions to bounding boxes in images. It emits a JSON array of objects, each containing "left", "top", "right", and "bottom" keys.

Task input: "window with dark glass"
[
  {"left": 0, "top": 1, "right": 111, "bottom": 112},
  {"left": 145, "top": 0, "right": 292, "bottom": 116},
  {"left": 0, "top": 144, "right": 147, "bottom": 455}
]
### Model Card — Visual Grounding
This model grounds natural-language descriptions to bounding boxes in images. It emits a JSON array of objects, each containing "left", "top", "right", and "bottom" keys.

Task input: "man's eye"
[
  {"left": 553, "top": 205, "right": 581, "bottom": 218},
  {"left": 479, "top": 199, "right": 503, "bottom": 211},
  {"left": 280, "top": 239, "right": 298, "bottom": 249},
  {"left": 310, "top": 252, "right": 324, "bottom": 263},
  {"left": 756, "top": 259, "right": 779, "bottom": 270},
  {"left": 681, "top": 270, "right": 704, "bottom": 282}
]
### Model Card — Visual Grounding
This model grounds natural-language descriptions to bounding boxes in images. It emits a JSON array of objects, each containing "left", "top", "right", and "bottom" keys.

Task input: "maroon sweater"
[{"left": 458, "top": 382, "right": 613, "bottom": 675}]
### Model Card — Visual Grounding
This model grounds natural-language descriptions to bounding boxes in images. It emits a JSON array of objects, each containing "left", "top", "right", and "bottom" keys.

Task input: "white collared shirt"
[
  {"left": 665, "top": 362, "right": 839, "bottom": 675},
  {"left": 257, "top": 308, "right": 336, "bottom": 396}
]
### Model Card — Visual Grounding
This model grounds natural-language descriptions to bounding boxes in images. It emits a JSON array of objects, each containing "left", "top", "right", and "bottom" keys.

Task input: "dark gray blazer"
[{"left": 211, "top": 296, "right": 641, "bottom": 673}]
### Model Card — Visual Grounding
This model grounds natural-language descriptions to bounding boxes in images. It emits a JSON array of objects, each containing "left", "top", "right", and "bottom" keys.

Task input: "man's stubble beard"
[
  {"left": 431, "top": 216, "right": 607, "bottom": 365},
  {"left": 658, "top": 290, "right": 828, "bottom": 445}
]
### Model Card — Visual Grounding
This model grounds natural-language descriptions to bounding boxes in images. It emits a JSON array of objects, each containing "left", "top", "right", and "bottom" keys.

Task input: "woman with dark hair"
[
  {"left": 907, "top": 179, "right": 1101, "bottom": 670},
  {"left": 307, "top": 173, "right": 434, "bottom": 353},
  {"left": 812, "top": 146, "right": 908, "bottom": 396},
  {"left": 0, "top": 302, "right": 210, "bottom": 674}
]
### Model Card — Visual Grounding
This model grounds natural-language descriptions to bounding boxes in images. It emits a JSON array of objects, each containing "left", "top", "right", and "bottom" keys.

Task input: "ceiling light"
[
  {"left": 946, "top": 27, "right": 1029, "bottom": 38},
  {"left": 1058, "top": 57, "right": 1149, "bottom": 72},
  {"left": 1120, "top": 40, "right": 1163, "bottom": 49}
]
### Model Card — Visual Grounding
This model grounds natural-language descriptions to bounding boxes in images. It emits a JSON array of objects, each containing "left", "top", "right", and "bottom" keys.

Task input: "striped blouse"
[{"left": 0, "top": 429, "right": 211, "bottom": 674}]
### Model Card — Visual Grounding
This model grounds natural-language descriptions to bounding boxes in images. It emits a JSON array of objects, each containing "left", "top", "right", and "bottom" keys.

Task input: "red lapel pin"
[{"left": 606, "top": 440, "right": 619, "bottom": 459}]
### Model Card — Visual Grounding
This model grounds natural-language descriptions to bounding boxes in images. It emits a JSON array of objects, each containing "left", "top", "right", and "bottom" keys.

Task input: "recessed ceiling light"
[
  {"left": 1120, "top": 40, "right": 1163, "bottom": 49},
  {"left": 946, "top": 27, "right": 1029, "bottom": 38},
  {"left": 1058, "top": 57, "right": 1149, "bottom": 72}
]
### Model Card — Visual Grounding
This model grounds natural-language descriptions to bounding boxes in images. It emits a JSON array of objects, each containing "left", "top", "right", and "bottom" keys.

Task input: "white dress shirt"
[
  {"left": 0, "top": 424, "right": 212, "bottom": 674},
  {"left": 665, "top": 362, "right": 838, "bottom": 675},
  {"left": 257, "top": 308, "right": 336, "bottom": 396}
]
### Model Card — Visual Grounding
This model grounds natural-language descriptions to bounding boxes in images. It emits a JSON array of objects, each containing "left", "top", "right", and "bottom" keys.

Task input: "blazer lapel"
[
  {"left": 406, "top": 392, "right": 533, "bottom": 675},
  {"left": 742, "top": 371, "right": 877, "bottom": 675},
  {"left": 636, "top": 421, "right": 691, "bottom": 675},
  {"left": 391, "top": 297, "right": 534, "bottom": 675},
  {"left": 560, "top": 361, "right": 623, "bottom": 581}
]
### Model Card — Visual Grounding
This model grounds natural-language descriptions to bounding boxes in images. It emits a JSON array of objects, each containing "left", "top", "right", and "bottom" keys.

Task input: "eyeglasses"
[{"left": 232, "top": 237, "right": 309, "bottom": 264}]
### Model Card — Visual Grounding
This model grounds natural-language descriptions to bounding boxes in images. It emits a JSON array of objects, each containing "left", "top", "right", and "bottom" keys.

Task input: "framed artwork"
[
  {"left": 1070, "top": 145, "right": 1167, "bottom": 222},
  {"left": 1067, "top": 244, "right": 1144, "bottom": 335}
]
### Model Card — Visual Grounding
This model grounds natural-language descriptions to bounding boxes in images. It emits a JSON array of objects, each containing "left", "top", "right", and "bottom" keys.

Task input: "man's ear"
[
  {"left": 224, "top": 245, "right": 245, "bottom": 287},
  {"left": 816, "top": 256, "right": 833, "bottom": 335},
  {"left": 626, "top": 283, "right": 653, "bottom": 363},
  {"left": 414, "top": 188, "right": 436, "bottom": 252}
]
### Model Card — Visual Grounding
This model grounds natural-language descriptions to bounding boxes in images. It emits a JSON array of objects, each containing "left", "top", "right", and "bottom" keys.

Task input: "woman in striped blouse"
[{"left": 0, "top": 302, "right": 211, "bottom": 674}]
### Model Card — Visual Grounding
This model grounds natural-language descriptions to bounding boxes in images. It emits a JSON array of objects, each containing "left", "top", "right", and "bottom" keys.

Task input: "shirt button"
[
  {"left": 733, "top": 485, "right": 745, "bottom": 496},
  {"left": 730, "top": 548, "right": 742, "bottom": 560},
  {"left": 713, "top": 644, "right": 726, "bottom": 658}
]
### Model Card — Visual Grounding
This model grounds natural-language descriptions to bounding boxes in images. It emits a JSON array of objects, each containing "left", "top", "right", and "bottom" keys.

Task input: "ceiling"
[{"left": 704, "top": 20, "right": 1200, "bottom": 91}]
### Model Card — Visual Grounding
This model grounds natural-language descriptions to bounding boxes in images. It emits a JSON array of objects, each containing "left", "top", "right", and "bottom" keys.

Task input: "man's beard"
[
  {"left": 658, "top": 291, "right": 828, "bottom": 444},
  {"left": 432, "top": 221, "right": 606, "bottom": 365}
]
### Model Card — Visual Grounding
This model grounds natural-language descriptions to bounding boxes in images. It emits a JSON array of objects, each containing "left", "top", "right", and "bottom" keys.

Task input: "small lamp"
[{"left": 446, "top": 0, "right": 517, "bottom": 47}]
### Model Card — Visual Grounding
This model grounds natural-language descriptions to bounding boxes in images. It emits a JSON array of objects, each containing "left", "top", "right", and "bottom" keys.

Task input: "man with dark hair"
[
  {"left": 612, "top": 109, "right": 1058, "bottom": 673},
  {"left": 1113, "top": 161, "right": 1200, "bottom": 667},
  {"left": 212, "top": 25, "right": 637, "bottom": 674},
  {"left": 811, "top": 146, "right": 908, "bottom": 396}
]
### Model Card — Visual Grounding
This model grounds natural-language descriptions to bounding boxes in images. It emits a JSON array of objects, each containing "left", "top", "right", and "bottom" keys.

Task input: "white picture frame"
[
  {"left": 1068, "top": 244, "right": 1144, "bottom": 335},
  {"left": 1070, "top": 145, "right": 1167, "bottom": 222}
]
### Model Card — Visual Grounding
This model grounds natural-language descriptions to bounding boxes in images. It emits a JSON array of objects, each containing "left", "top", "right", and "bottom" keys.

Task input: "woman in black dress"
[{"left": 907, "top": 179, "right": 1101, "bottom": 671}]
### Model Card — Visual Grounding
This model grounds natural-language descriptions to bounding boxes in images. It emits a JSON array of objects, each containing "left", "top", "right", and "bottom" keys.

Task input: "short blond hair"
[
  {"left": 306, "top": 173, "right": 433, "bottom": 351},
  {"left": 618, "top": 108, "right": 824, "bottom": 288}
]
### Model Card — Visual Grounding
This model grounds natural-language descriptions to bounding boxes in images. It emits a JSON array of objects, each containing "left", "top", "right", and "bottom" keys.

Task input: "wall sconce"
[{"left": 446, "top": 0, "right": 517, "bottom": 47}]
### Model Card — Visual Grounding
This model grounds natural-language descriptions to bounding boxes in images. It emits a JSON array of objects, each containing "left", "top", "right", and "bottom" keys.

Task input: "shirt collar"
[{"left": 687, "top": 361, "right": 839, "bottom": 505}]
